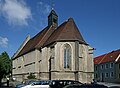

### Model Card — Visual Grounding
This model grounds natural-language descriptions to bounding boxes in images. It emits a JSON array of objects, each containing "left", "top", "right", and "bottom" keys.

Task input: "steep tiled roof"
[
  {"left": 16, "top": 26, "right": 54, "bottom": 58},
  {"left": 94, "top": 49, "right": 120, "bottom": 65},
  {"left": 44, "top": 18, "right": 87, "bottom": 46},
  {"left": 94, "top": 54, "right": 106, "bottom": 65},
  {"left": 12, "top": 35, "right": 30, "bottom": 59},
  {"left": 13, "top": 18, "right": 87, "bottom": 59}
]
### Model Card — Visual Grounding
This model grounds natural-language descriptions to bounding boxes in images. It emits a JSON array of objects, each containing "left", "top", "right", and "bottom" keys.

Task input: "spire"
[
  {"left": 48, "top": 9, "right": 58, "bottom": 28},
  {"left": 50, "top": 0, "right": 54, "bottom": 10}
]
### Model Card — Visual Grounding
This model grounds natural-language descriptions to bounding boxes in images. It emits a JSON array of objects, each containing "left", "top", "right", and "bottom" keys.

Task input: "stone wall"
[{"left": 12, "top": 41, "right": 94, "bottom": 83}]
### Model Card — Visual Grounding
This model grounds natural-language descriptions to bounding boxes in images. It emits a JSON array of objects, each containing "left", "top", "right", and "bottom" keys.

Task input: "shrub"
[{"left": 27, "top": 73, "right": 36, "bottom": 79}]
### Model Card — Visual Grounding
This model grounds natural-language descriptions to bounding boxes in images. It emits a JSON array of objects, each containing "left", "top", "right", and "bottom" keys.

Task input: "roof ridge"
[
  {"left": 72, "top": 18, "right": 87, "bottom": 44},
  {"left": 31, "top": 26, "right": 48, "bottom": 40},
  {"left": 43, "top": 21, "right": 68, "bottom": 46},
  {"left": 98, "top": 53, "right": 108, "bottom": 64},
  {"left": 94, "top": 49, "right": 120, "bottom": 64},
  {"left": 35, "top": 26, "right": 53, "bottom": 48}
]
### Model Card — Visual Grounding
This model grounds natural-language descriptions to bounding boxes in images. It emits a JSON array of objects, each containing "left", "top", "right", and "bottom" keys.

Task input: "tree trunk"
[{"left": 0, "top": 78, "right": 1, "bottom": 87}]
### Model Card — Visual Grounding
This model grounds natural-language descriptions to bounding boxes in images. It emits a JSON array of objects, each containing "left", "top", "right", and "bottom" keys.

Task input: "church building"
[{"left": 12, "top": 9, "right": 94, "bottom": 83}]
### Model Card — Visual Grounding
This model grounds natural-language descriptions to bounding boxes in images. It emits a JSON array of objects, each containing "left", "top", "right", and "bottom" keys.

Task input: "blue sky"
[{"left": 0, "top": 0, "right": 120, "bottom": 58}]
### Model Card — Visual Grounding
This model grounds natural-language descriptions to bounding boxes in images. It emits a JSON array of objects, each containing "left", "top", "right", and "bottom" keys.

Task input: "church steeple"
[{"left": 48, "top": 9, "right": 58, "bottom": 28}]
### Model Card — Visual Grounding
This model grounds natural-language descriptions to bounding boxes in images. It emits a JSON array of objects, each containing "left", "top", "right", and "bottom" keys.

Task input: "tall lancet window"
[{"left": 64, "top": 44, "right": 71, "bottom": 69}]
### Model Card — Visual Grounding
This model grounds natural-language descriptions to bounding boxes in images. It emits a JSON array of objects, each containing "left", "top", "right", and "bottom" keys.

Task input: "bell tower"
[{"left": 48, "top": 9, "right": 58, "bottom": 28}]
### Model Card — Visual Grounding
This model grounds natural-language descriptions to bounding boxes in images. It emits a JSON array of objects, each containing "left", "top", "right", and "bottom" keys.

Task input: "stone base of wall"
[
  {"left": 51, "top": 71, "right": 75, "bottom": 80},
  {"left": 38, "top": 72, "right": 49, "bottom": 80},
  {"left": 12, "top": 71, "right": 93, "bottom": 83},
  {"left": 80, "top": 72, "right": 93, "bottom": 83},
  {"left": 12, "top": 74, "right": 25, "bottom": 82},
  {"left": 50, "top": 71, "right": 93, "bottom": 83},
  {"left": 12, "top": 72, "right": 38, "bottom": 82}
]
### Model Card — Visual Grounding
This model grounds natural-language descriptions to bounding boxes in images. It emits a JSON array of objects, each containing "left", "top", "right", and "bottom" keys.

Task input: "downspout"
[{"left": 75, "top": 41, "right": 79, "bottom": 81}]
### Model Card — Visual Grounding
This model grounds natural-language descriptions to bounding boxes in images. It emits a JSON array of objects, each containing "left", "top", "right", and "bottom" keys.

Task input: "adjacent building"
[
  {"left": 12, "top": 10, "right": 94, "bottom": 83},
  {"left": 94, "top": 49, "right": 120, "bottom": 83}
]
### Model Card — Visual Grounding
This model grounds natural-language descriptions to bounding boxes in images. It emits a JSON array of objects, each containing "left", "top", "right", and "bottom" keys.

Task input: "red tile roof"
[
  {"left": 94, "top": 54, "right": 106, "bottom": 65},
  {"left": 94, "top": 49, "right": 120, "bottom": 65},
  {"left": 13, "top": 17, "right": 87, "bottom": 59},
  {"left": 117, "top": 56, "right": 120, "bottom": 62}
]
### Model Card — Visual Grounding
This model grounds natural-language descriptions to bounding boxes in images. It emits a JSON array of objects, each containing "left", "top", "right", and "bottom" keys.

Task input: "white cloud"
[
  {"left": 0, "top": 36, "right": 8, "bottom": 48},
  {"left": 35, "top": 1, "right": 51, "bottom": 29},
  {"left": 0, "top": 0, "right": 32, "bottom": 26},
  {"left": 37, "top": 1, "right": 51, "bottom": 14}
]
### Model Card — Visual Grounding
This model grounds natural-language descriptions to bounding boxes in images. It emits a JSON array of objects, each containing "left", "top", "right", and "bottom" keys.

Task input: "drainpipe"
[{"left": 75, "top": 41, "right": 79, "bottom": 81}]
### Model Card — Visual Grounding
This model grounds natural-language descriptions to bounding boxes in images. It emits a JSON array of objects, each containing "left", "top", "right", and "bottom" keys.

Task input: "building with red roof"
[{"left": 94, "top": 49, "right": 120, "bottom": 83}]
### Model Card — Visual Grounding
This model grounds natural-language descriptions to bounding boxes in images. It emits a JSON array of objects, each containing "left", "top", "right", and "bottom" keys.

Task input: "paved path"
[
  {"left": 98, "top": 82, "right": 120, "bottom": 87},
  {"left": 0, "top": 85, "right": 14, "bottom": 88}
]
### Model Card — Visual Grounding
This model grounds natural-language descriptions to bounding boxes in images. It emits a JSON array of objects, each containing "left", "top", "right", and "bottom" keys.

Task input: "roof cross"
[{"left": 50, "top": 0, "right": 54, "bottom": 10}]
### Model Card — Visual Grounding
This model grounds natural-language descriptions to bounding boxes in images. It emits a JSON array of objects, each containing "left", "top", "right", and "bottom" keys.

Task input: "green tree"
[{"left": 0, "top": 52, "right": 12, "bottom": 84}]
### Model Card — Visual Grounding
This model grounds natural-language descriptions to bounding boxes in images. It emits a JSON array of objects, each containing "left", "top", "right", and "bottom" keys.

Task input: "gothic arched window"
[{"left": 64, "top": 44, "right": 71, "bottom": 69}]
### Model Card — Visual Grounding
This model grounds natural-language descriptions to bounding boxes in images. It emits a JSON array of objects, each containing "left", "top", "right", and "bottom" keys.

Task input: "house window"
[
  {"left": 119, "top": 64, "right": 120, "bottom": 69},
  {"left": 101, "top": 65, "right": 104, "bottom": 69},
  {"left": 110, "top": 63, "right": 113, "bottom": 68},
  {"left": 105, "top": 73, "right": 109, "bottom": 78},
  {"left": 95, "top": 74, "right": 98, "bottom": 79},
  {"left": 110, "top": 72, "right": 114, "bottom": 78},
  {"left": 64, "top": 44, "right": 71, "bottom": 69},
  {"left": 95, "top": 66, "right": 97, "bottom": 71},
  {"left": 105, "top": 63, "right": 108, "bottom": 69}
]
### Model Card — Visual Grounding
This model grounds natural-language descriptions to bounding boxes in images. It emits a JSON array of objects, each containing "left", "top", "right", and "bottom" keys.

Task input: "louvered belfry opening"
[{"left": 48, "top": 10, "right": 58, "bottom": 28}]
